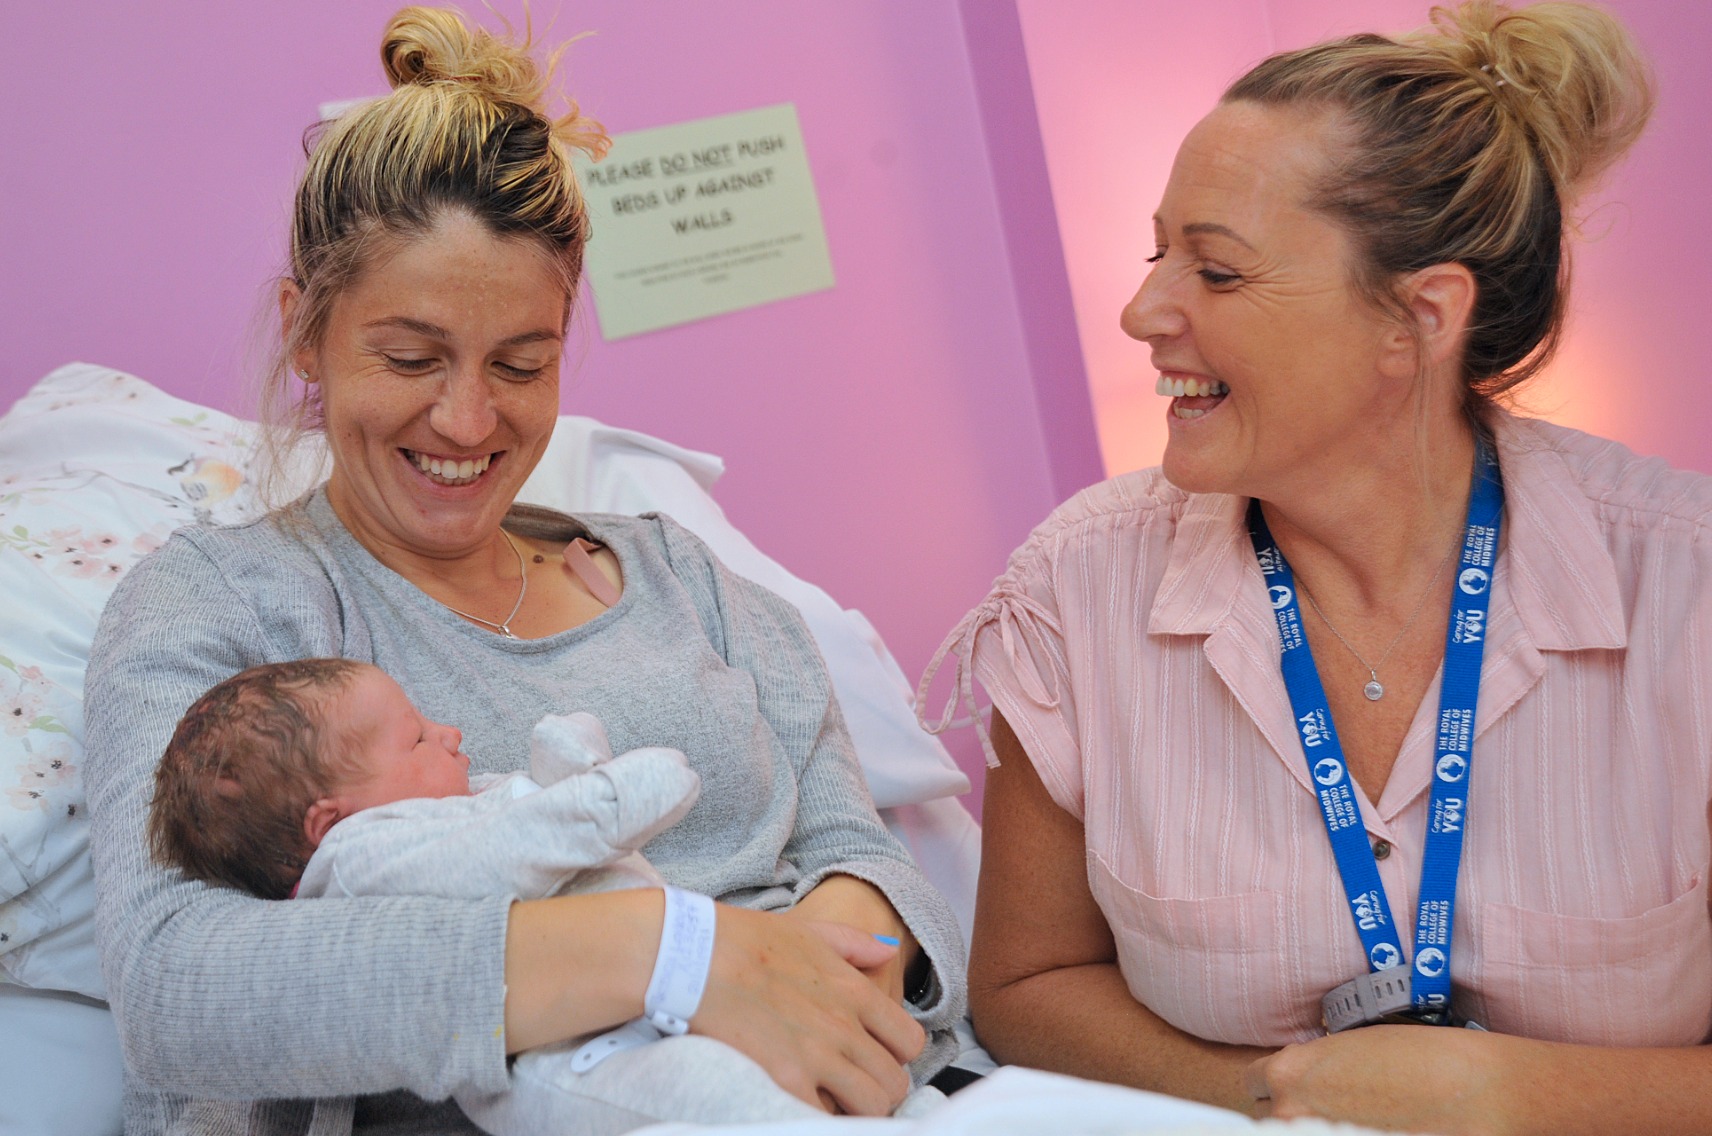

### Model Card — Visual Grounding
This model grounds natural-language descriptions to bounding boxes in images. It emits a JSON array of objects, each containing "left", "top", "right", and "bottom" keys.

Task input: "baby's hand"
[{"left": 529, "top": 711, "right": 615, "bottom": 784}]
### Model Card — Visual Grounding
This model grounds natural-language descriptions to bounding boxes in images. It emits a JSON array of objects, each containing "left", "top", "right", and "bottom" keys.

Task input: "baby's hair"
[{"left": 149, "top": 658, "right": 367, "bottom": 900}]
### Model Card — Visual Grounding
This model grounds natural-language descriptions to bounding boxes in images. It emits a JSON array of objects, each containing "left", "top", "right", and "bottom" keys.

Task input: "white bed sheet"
[{"left": 634, "top": 1066, "right": 1385, "bottom": 1136}]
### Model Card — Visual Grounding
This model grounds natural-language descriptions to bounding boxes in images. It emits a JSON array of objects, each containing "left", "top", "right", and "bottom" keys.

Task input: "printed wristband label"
[{"left": 644, "top": 886, "right": 716, "bottom": 1035}]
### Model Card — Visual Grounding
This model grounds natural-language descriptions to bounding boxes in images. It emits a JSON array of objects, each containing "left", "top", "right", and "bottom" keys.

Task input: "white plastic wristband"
[{"left": 644, "top": 886, "right": 716, "bottom": 1035}]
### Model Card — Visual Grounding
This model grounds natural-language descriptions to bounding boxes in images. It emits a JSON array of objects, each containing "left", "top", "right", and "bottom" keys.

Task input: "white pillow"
[{"left": 0, "top": 363, "right": 969, "bottom": 1002}]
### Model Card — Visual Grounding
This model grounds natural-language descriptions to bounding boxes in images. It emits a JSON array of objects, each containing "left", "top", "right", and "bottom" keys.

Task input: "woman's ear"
[
  {"left": 1397, "top": 262, "right": 1477, "bottom": 375},
  {"left": 302, "top": 797, "right": 347, "bottom": 848},
  {"left": 278, "top": 280, "right": 317, "bottom": 383}
]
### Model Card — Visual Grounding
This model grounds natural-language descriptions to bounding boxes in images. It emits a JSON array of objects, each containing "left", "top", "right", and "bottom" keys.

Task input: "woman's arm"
[
  {"left": 654, "top": 516, "right": 967, "bottom": 1037},
  {"left": 1249, "top": 1018, "right": 1712, "bottom": 1134},
  {"left": 85, "top": 539, "right": 521, "bottom": 1101},
  {"left": 87, "top": 531, "right": 919, "bottom": 1114},
  {"left": 972, "top": 711, "right": 1273, "bottom": 1114}
]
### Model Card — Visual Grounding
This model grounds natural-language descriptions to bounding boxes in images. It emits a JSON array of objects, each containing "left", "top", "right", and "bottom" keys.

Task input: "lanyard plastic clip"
[
  {"left": 1322, "top": 966, "right": 1487, "bottom": 1032},
  {"left": 1321, "top": 965, "right": 1415, "bottom": 1032}
]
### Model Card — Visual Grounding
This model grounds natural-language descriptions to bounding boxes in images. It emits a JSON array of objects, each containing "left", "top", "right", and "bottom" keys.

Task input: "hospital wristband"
[{"left": 644, "top": 886, "right": 716, "bottom": 1035}]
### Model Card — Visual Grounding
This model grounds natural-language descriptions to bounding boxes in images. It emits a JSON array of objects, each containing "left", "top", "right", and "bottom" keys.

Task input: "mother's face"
[
  {"left": 292, "top": 213, "right": 568, "bottom": 561},
  {"left": 1122, "top": 102, "right": 1410, "bottom": 500}
]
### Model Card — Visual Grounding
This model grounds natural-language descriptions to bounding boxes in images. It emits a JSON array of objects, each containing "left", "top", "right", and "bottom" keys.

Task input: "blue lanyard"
[{"left": 1246, "top": 438, "right": 1503, "bottom": 1015}]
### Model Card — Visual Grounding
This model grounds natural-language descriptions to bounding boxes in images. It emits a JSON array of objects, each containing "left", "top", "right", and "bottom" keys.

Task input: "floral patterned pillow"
[{"left": 0, "top": 363, "right": 280, "bottom": 998}]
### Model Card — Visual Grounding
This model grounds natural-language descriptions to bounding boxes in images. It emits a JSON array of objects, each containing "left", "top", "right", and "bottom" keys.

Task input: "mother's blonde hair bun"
[{"left": 380, "top": 5, "right": 609, "bottom": 161}]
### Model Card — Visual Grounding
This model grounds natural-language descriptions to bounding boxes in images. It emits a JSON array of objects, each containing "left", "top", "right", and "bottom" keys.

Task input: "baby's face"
[{"left": 332, "top": 666, "right": 472, "bottom": 810}]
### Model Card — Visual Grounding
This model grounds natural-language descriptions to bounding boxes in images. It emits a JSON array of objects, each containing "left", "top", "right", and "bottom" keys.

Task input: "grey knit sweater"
[{"left": 83, "top": 491, "right": 965, "bottom": 1135}]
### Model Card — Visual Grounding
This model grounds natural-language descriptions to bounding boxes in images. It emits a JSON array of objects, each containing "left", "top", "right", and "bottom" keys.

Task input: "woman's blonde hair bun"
[
  {"left": 1224, "top": 0, "right": 1653, "bottom": 403},
  {"left": 380, "top": 5, "right": 608, "bottom": 161},
  {"left": 1410, "top": 0, "right": 1652, "bottom": 197}
]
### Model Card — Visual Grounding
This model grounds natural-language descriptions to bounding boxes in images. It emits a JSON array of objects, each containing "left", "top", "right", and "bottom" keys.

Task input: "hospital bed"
[{"left": 0, "top": 364, "right": 1374, "bottom": 1136}]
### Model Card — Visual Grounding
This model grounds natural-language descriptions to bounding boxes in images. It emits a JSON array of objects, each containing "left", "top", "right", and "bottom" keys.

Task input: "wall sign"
[{"left": 579, "top": 103, "right": 835, "bottom": 339}]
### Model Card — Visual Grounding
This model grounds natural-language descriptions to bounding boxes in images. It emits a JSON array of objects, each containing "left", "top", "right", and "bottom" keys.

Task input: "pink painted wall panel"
[
  {"left": 1015, "top": 0, "right": 1277, "bottom": 477},
  {"left": 3, "top": 3, "right": 1082, "bottom": 799},
  {"left": 1019, "top": 0, "right": 1712, "bottom": 478}
]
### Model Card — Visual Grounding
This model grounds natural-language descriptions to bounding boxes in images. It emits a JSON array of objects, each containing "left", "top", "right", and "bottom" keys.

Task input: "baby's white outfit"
[{"left": 297, "top": 714, "right": 901, "bottom": 1134}]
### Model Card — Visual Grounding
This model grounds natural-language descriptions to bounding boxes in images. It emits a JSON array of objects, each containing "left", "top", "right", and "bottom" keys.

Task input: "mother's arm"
[
  {"left": 85, "top": 541, "right": 520, "bottom": 1101},
  {"left": 971, "top": 710, "right": 1273, "bottom": 1114},
  {"left": 85, "top": 533, "right": 912, "bottom": 1110}
]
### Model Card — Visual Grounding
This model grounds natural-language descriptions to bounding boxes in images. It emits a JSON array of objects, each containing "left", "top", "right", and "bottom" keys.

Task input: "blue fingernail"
[{"left": 872, "top": 934, "right": 900, "bottom": 946}]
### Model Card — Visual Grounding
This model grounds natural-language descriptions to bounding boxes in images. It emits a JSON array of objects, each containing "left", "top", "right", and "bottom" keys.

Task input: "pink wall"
[
  {"left": 1018, "top": 0, "right": 1712, "bottom": 479},
  {"left": 16, "top": 2, "right": 1684, "bottom": 806},
  {"left": 3, "top": 2, "right": 1102, "bottom": 802}
]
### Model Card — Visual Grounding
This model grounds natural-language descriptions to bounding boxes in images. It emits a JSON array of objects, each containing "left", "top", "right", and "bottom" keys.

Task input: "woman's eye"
[
  {"left": 383, "top": 355, "right": 435, "bottom": 373},
  {"left": 496, "top": 362, "right": 548, "bottom": 382},
  {"left": 1145, "top": 251, "right": 1166, "bottom": 264},
  {"left": 1197, "top": 268, "right": 1241, "bottom": 286}
]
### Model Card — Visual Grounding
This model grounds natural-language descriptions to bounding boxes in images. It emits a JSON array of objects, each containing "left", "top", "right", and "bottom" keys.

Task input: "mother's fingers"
[
  {"left": 818, "top": 1028, "right": 914, "bottom": 1117},
  {"left": 804, "top": 917, "right": 902, "bottom": 971},
  {"left": 1242, "top": 1026, "right": 1509, "bottom": 1131},
  {"left": 694, "top": 907, "right": 920, "bottom": 1116}
]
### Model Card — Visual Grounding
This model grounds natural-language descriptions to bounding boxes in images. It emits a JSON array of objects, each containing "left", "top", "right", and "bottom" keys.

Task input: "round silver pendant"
[{"left": 1363, "top": 680, "right": 1384, "bottom": 701}]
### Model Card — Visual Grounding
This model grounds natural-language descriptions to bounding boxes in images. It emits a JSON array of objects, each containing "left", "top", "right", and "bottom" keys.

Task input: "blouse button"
[{"left": 1372, "top": 839, "right": 1393, "bottom": 860}]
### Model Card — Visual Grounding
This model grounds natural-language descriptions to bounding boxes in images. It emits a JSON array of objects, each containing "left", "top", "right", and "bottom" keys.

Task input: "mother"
[
  {"left": 931, "top": 2, "right": 1711, "bottom": 1131},
  {"left": 83, "top": 8, "right": 962, "bottom": 1132}
]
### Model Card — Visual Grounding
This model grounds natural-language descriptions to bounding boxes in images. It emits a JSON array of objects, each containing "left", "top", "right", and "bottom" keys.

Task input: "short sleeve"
[{"left": 919, "top": 533, "right": 1085, "bottom": 822}]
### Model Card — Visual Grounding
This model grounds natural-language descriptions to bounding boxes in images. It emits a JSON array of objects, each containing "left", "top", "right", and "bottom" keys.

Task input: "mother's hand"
[
  {"left": 697, "top": 907, "right": 923, "bottom": 1115},
  {"left": 785, "top": 873, "right": 917, "bottom": 1003},
  {"left": 503, "top": 891, "right": 920, "bottom": 1118}
]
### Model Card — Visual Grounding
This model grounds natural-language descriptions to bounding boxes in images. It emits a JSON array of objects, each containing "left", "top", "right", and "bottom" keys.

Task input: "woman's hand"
[
  {"left": 1246, "top": 1025, "right": 1511, "bottom": 1134},
  {"left": 697, "top": 905, "right": 925, "bottom": 1115},
  {"left": 785, "top": 873, "right": 917, "bottom": 1003},
  {"left": 1245, "top": 1026, "right": 1712, "bottom": 1136}
]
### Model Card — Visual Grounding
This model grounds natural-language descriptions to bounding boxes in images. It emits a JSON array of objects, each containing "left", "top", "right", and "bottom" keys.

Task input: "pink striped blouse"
[{"left": 924, "top": 412, "right": 1712, "bottom": 1047}]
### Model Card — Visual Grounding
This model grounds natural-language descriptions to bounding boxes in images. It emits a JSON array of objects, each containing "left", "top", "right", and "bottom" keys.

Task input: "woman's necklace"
[
  {"left": 1299, "top": 540, "right": 1458, "bottom": 702},
  {"left": 438, "top": 529, "right": 529, "bottom": 639}
]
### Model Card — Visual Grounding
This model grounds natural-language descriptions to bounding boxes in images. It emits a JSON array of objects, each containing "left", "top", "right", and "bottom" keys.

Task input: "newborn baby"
[{"left": 148, "top": 658, "right": 920, "bottom": 1134}]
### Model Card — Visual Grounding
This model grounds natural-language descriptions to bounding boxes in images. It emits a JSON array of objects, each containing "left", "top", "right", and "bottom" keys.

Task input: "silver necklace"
[
  {"left": 1300, "top": 542, "right": 1457, "bottom": 702},
  {"left": 438, "top": 529, "right": 528, "bottom": 639}
]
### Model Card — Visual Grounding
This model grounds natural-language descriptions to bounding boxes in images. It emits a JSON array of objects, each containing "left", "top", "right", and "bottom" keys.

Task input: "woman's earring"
[{"left": 295, "top": 369, "right": 310, "bottom": 380}]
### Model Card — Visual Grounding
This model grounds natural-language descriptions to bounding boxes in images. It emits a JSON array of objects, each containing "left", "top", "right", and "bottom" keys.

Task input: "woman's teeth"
[
  {"left": 1154, "top": 376, "right": 1229, "bottom": 398},
  {"left": 409, "top": 451, "right": 492, "bottom": 485}
]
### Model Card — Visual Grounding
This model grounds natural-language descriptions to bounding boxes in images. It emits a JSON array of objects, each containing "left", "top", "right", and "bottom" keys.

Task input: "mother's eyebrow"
[{"left": 363, "top": 316, "right": 451, "bottom": 338}]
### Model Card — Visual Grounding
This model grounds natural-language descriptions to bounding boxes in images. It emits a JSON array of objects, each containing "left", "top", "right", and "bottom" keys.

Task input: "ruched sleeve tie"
[{"left": 917, "top": 586, "right": 1065, "bottom": 767}]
